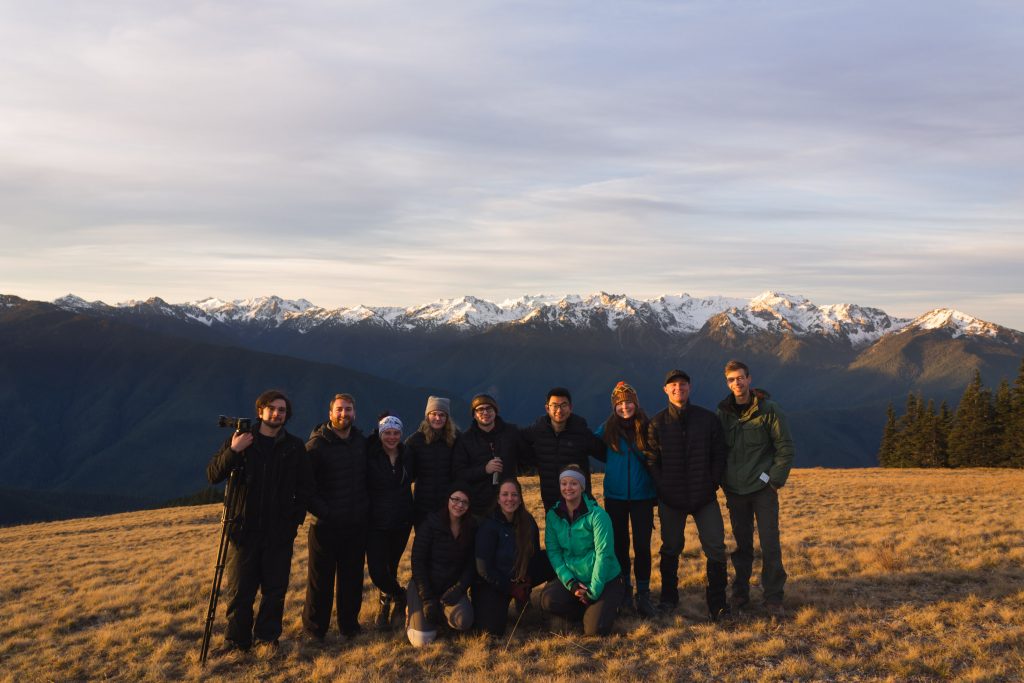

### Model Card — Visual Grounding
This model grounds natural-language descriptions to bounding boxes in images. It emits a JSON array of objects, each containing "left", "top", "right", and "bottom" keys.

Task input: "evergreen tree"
[
  {"left": 993, "top": 379, "right": 1013, "bottom": 466},
  {"left": 1004, "top": 358, "right": 1024, "bottom": 468},
  {"left": 878, "top": 402, "right": 900, "bottom": 466},
  {"left": 918, "top": 399, "right": 947, "bottom": 467},
  {"left": 947, "top": 370, "right": 997, "bottom": 467}
]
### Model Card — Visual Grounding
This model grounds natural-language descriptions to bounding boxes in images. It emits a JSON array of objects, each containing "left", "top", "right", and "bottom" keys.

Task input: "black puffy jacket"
[
  {"left": 453, "top": 418, "right": 525, "bottom": 515},
  {"left": 207, "top": 425, "right": 312, "bottom": 544},
  {"left": 411, "top": 509, "right": 477, "bottom": 602},
  {"left": 475, "top": 508, "right": 540, "bottom": 594},
  {"left": 406, "top": 429, "right": 457, "bottom": 524},
  {"left": 520, "top": 414, "right": 603, "bottom": 511},
  {"left": 306, "top": 422, "right": 369, "bottom": 528},
  {"left": 645, "top": 402, "right": 726, "bottom": 513},
  {"left": 367, "top": 435, "right": 414, "bottom": 531}
]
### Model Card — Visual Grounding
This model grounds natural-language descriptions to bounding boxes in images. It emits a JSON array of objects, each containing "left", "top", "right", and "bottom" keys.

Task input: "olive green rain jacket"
[{"left": 717, "top": 393, "right": 795, "bottom": 495}]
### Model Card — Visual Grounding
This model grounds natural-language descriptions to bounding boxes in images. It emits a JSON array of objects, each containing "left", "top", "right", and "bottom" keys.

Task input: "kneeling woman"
[
  {"left": 474, "top": 478, "right": 554, "bottom": 636},
  {"left": 540, "top": 465, "right": 625, "bottom": 636},
  {"left": 406, "top": 486, "right": 477, "bottom": 647}
]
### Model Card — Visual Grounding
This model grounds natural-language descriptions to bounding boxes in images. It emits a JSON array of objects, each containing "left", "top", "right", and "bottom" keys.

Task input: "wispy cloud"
[{"left": 1, "top": 0, "right": 1022, "bottom": 326}]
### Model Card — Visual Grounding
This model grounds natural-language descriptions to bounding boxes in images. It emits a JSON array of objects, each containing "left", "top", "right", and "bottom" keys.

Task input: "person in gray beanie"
[{"left": 407, "top": 396, "right": 460, "bottom": 526}]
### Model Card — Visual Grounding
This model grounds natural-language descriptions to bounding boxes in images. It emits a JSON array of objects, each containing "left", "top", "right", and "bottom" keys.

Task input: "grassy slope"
[{"left": 1, "top": 470, "right": 1022, "bottom": 682}]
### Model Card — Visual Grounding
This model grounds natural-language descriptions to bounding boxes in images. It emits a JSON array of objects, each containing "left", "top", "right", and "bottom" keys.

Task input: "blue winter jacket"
[{"left": 594, "top": 423, "right": 657, "bottom": 501}]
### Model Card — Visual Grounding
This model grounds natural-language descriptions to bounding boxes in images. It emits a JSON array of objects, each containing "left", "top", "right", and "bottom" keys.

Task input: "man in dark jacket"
[
  {"left": 521, "top": 387, "right": 605, "bottom": 513},
  {"left": 452, "top": 394, "right": 525, "bottom": 516},
  {"left": 646, "top": 370, "right": 730, "bottom": 620},
  {"left": 206, "top": 389, "right": 312, "bottom": 652},
  {"left": 302, "top": 393, "right": 370, "bottom": 641},
  {"left": 718, "top": 360, "right": 795, "bottom": 618}
]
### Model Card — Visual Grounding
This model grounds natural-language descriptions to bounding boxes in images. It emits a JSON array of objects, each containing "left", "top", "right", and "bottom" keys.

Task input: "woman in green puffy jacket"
[{"left": 539, "top": 464, "right": 625, "bottom": 636}]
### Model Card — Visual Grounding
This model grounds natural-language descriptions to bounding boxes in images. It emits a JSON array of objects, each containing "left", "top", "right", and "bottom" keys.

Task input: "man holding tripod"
[{"left": 206, "top": 389, "right": 312, "bottom": 653}]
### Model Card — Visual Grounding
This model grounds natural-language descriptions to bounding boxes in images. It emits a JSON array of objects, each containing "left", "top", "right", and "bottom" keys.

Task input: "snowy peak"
[
  {"left": 43, "top": 291, "right": 1017, "bottom": 344},
  {"left": 903, "top": 308, "right": 1019, "bottom": 342},
  {"left": 717, "top": 292, "right": 910, "bottom": 347}
]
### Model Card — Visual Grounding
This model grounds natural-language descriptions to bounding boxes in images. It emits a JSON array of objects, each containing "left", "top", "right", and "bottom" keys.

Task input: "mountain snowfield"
[{"left": 52, "top": 290, "right": 1018, "bottom": 348}]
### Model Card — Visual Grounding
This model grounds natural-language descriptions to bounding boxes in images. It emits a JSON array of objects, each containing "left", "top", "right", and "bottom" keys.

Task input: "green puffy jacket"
[
  {"left": 717, "top": 394, "right": 795, "bottom": 495},
  {"left": 544, "top": 495, "right": 621, "bottom": 600}
]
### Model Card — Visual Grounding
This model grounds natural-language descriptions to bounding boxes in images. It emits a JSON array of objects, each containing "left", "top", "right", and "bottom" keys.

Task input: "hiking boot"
[
  {"left": 709, "top": 606, "right": 733, "bottom": 623},
  {"left": 765, "top": 602, "right": 786, "bottom": 619},
  {"left": 375, "top": 594, "right": 393, "bottom": 630},
  {"left": 659, "top": 554, "right": 680, "bottom": 607},
  {"left": 390, "top": 592, "right": 408, "bottom": 630},
  {"left": 211, "top": 640, "right": 250, "bottom": 657},
  {"left": 635, "top": 590, "right": 656, "bottom": 619}
]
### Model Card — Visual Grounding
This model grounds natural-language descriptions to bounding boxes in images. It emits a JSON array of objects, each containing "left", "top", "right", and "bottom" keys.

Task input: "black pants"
[
  {"left": 540, "top": 574, "right": 625, "bottom": 636},
  {"left": 302, "top": 522, "right": 367, "bottom": 637},
  {"left": 726, "top": 485, "right": 786, "bottom": 604},
  {"left": 223, "top": 534, "right": 296, "bottom": 648},
  {"left": 366, "top": 526, "right": 411, "bottom": 598},
  {"left": 473, "top": 550, "right": 555, "bottom": 636},
  {"left": 603, "top": 497, "right": 655, "bottom": 590}
]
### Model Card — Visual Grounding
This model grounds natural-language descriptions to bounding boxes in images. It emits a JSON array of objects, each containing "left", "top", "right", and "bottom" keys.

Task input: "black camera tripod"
[{"left": 199, "top": 464, "right": 243, "bottom": 665}]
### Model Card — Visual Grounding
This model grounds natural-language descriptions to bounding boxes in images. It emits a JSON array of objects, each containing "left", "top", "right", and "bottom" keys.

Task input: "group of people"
[{"left": 205, "top": 359, "right": 794, "bottom": 654}]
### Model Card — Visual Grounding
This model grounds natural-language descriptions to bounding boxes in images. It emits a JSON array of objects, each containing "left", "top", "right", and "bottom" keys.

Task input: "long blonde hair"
[{"left": 418, "top": 415, "right": 457, "bottom": 447}]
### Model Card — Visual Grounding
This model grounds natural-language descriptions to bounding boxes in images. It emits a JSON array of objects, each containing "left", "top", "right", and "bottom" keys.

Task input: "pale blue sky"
[{"left": 2, "top": 1, "right": 1022, "bottom": 327}]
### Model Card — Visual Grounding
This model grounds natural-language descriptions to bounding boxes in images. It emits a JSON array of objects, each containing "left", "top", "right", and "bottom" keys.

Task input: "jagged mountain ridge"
[{"left": 49, "top": 291, "right": 1021, "bottom": 349}]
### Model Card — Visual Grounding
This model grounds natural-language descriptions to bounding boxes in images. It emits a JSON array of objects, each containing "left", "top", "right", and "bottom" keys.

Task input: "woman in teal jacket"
[
  {"left": 539, "top": 464, "right": 625, "bottom": 636},
  {"left": 594, "top": 381, "right": 657, "bottom": 618}
]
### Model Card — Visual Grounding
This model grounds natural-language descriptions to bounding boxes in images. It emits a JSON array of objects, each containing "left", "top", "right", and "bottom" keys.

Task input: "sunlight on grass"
[{"left": 1, "top": 469, "right": 1022, "bottom": 681}]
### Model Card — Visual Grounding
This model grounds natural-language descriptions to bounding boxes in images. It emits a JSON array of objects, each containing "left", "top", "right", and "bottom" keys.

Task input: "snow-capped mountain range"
[{"left": 49, "top": 290, "right": 1019, "bottom": 348}]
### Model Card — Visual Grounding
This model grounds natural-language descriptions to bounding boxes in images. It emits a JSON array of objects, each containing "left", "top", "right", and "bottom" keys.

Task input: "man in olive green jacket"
[{"left": 717, "top": 360, "right": 794, "bottom": 618}]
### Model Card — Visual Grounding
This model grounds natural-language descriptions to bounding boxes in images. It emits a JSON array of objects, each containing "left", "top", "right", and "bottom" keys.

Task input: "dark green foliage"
[
  {"left": 162, "top": 486, "right": 225, "bottom": 508},
  {"left": 877, "top": 403, "right": 900, "bottom": 467},
  {"left": 880, "top": 364, "right": 1022, "bottom": 468}
]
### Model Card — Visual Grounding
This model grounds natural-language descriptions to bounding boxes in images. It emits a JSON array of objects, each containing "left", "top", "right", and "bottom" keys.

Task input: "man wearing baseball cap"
[{"left": 645, "top": 370, "right": 730, "bottom": 620}]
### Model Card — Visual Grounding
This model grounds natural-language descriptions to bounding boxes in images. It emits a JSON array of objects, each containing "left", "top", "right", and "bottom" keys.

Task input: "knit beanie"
[
  {"left": 425, "top": 396, "right": 451, "bottom": 417},
  {"left": 470, "top": 393, "right": 499, "bottom": 414},
  {"left": 378, "top": 415, "right": 403, "bottom": 432},
  {"left": 611, "top": 381, "right": 639, "bottom": 407}
]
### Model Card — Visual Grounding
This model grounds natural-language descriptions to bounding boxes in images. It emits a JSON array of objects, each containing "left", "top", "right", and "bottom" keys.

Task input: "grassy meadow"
[{"left": 1, "top": 469, "right": 1022, "bottom": 682}]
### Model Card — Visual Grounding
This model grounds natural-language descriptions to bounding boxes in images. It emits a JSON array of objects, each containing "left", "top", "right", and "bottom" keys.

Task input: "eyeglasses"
[
  {"left": 449, "top": 496, "right": 470, "bottom": 507},
  {"left": 546, "top": 402, "right": 571, "bottom": 412},
  {"left": 474, "top": 406, "right": 495, "bottom": 414}
]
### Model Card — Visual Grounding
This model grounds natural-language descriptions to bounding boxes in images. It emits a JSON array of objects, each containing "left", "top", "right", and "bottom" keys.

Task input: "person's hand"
[
  {"left": 484, "top": 457, "right": 504, "bottom": 474},
  {"left": 423, "top": 599, "right": 441, "bottom": 625},
  {"left": 573, "top": 583, "right": 591, "bottom": 604},
  {"left": 510, "top": 580, "right": 531, "bottom": 603},
  {"left": 230, "top": 431, "right": 253, "bottom": 453}
]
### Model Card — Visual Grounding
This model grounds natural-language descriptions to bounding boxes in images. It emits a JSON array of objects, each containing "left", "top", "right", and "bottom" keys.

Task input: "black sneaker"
[
  {"left": 765, "top": 602, "right": 786, "bottom": 619},
  {"left": 342, "top": 625, "right": 364, "bottom": 640}
]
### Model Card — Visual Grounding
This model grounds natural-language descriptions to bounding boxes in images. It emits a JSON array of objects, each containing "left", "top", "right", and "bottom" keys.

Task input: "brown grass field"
[{"left": 1, "top": 469, "right": 1023, "bottom": 682}]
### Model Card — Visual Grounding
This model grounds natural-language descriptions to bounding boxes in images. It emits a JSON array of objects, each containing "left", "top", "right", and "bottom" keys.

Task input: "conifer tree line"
[{"left": 878, "top": 359, "right": 1024, "bottom": 468}]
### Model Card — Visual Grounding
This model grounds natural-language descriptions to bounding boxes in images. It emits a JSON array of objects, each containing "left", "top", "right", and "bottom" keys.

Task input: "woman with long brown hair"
[
  {"left": 594, "top": 381, "right": 657, "bottom": 617},
  {"left": 473, "top": 478, "right": 554, "bottom": 636}
]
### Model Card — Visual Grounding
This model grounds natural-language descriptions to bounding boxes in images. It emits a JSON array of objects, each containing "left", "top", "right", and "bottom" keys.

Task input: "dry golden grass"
[{"left": 1, "top": 469, "right": 1023, "bottom": 682}]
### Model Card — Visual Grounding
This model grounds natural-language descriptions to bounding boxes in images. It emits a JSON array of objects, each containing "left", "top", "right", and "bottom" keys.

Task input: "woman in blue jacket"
[
  {"left": 594, "top": 381, "right": 657, "bottom": 617},
  {"left": 473, "top": 478, "right": 553, "bottom": 636}
]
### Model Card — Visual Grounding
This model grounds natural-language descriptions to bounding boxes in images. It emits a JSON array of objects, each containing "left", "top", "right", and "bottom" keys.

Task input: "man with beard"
[
  {"left": 521, "top": 387, "right": 604, "bottom": 513},
  {"left": 302, "top": 393, "right": 370, "bottom": 642},
  {"left": 646, "top": 370, "right": 730, "bottom": 620},
  {"left": 453, "top": 394, "right": 525, "bottom": 516},
  {"left": 206, "top": 389, "right": 312, "bottom": 653}
]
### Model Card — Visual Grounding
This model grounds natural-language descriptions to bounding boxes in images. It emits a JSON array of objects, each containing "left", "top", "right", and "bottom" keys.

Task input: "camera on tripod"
[{"left": 217, "top": 415, "right": 252, "bottom": 432}]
